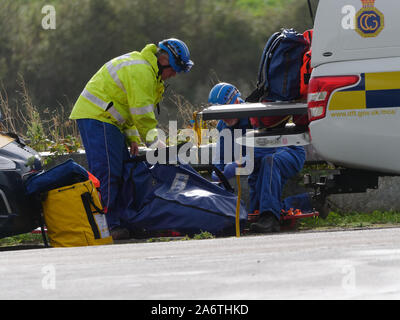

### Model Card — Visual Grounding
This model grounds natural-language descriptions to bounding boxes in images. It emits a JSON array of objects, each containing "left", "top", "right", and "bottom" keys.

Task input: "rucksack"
[
  {"left": 25, "top": 159, "right": 113, "bottom": 247},
  {"left": 41, "top": 179, "right": 113, "bottom": 247},
  {"left": 247, "top": 28, "right": 310, "bottom": 103},
  {"left": 247, "top": 28, "right": 313, "bottom": 128}
]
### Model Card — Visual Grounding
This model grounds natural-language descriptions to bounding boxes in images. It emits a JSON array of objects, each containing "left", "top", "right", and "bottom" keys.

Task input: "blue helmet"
[
  {"left": 158, "top": 38, "right": 194, "bottom": 73},
  {"left": 208, "top": 82, "right": 242, "bottom": 105}
]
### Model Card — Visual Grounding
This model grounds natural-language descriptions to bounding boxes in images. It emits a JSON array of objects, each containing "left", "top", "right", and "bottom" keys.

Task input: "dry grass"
[
  {"left": 0, "top": 76, "right": 215, "bottom": 150},
  {"left": 0, "top": 76, "right": 79, "bottom": 150}
]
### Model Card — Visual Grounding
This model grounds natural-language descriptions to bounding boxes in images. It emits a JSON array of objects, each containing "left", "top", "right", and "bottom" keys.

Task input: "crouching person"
[{"left": 208, "top": 82, "right": 325, "bottom": 233}]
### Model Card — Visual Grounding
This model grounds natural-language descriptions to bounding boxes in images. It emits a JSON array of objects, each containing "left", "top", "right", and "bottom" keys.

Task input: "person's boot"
[
  {"left": 249, "top": 211, "right": 280, "bottom": 233},
  {"left": 110, "top": 226, "right": 130, "bottom": 240},
  {"left": 310, "top": 192, "right": 330, "bottom": 219}
]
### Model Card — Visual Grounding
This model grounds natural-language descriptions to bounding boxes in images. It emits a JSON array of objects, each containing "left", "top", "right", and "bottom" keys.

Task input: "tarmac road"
[{"left": 1, "top": 227, "right": 400, "bottom": 300}]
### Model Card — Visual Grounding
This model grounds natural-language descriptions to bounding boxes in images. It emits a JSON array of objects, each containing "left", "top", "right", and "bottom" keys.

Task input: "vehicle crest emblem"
[{"left": 355, "top": 0, "right": 384, "bottom": 38}]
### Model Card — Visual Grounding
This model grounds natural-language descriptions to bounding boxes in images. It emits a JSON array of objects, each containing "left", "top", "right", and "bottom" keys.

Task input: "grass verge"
[
  {"left": 298, "top": 210, "right": 400, "bottom": 230},
  {"left": 0, "top": 233, "right": 44, "bottom": 247},
  {"left": 2, "top": 211, "right": 400, "bottom": 247}
]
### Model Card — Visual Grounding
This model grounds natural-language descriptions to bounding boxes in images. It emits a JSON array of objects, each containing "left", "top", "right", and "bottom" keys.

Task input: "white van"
[
  {"left": 200, "top": 0, "right": 400, "bottom": 199},
  {"left": 308, "top": 0, "right": 400, "bottom": 174}
]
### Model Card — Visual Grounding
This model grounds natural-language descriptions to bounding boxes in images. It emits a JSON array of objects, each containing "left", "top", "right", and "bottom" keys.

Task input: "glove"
[
  {"left": 222, "top": 162, "right": 238, "bottom": 180},
  {"left": 211, "top": 171, "right": 220, "bottom": 182}
]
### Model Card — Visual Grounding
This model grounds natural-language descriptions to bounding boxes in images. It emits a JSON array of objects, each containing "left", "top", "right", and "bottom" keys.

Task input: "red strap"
[{"left": 88, "top": 171, "right": 101, "bottom": 188}]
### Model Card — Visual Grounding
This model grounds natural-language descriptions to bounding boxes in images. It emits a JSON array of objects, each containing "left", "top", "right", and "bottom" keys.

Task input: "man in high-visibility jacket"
[{"left": 70, "top": 38, "right": 194, "bottom": 240}]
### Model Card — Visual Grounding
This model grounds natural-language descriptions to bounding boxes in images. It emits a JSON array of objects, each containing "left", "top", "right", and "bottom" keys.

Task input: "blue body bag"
[{"left": 121, "top": 162, "right": 248, "bottom": 236}]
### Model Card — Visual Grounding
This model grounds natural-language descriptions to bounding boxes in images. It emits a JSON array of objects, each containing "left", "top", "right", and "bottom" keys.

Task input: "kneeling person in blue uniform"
[{"left": 208, "top": 82, "right": 327, "bottom": 233}]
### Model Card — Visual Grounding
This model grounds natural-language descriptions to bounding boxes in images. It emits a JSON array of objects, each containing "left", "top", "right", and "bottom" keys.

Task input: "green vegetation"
[
  {"left": 0, "top": 233, "right": 44, "bottom": 247},
  {"left": 0, "top": 230, "right": 215, "bottom": 247},
  {"left": 0, "top": 76, "right": 81, "bottom": 166},
  {"left": 146, "top": 231, "right": 215, "bottom": 243},
  {"left": 3, "top": 211, "right": 400, "bottom": 247},
  {"left": 299, "top": 211, "right": 400, "bottom": 230},
  {"left": 0, "top": 0, "right": 317, "bottom": 141},
  {"left": 0, "top": 0, "right": 319, "bottom": 163},
  {"left": 192, "top": 231, "right": 215, "bottom": 240}
]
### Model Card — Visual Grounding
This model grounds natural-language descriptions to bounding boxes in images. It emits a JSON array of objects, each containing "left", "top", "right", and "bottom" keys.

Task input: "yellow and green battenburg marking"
[{"left": 329, "top": 72, "right": 400, "bottom": 110}]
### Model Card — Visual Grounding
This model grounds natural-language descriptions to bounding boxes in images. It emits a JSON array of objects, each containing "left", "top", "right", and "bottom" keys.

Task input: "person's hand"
[
  {"left": 149, "top": 139, "right": 166, "bottom": 149},
  {"left": 130, "top": 141, "right": 139, "bottom": 156},
  {"left": 156, "top": 139, "right": 167, "bottom": 149},
  {"left": 222, "top": 162, "right": 238, "bottom": 180}
]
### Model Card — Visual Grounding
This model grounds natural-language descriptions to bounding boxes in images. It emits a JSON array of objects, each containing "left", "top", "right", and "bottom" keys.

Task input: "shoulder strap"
[
  {"left": 211, "top": 165, "right": 234, "bottom": 193},
  {"left": 245, "top": 87, "right": 264, "bottom": 103},
  {"left": 261, "top": 33, "right": 285, "bottom": 94},
  {"left": 257, "top": 31, "right": 281, "bottom": 89},
  {"left": 81, "top": 192, "right": 104, "bottom": 240},
  {"left": 248, "top": 32, "right": 283, "bottom": 103}
]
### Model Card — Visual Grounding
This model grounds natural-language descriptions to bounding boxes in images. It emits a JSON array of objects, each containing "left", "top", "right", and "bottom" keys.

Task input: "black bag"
[
  {"left": 0, "top": 171, "right": 42, "bottom": 240},
  {"left": 0, "top": 134, "right": 44, "bottom": 240}
]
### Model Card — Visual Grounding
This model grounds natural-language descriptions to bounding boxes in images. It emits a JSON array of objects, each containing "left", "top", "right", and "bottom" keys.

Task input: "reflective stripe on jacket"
[{"left": 70, "top": 44, "right": 164, "bottom": 144}]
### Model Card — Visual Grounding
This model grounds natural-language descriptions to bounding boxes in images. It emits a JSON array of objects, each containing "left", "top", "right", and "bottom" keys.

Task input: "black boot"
[
  {"left": 310, "top": 192, "right": 330, "bottom": 219},
  {"left": 250, "top": 211, "right": 280, "bottom": 233},
  {"left": 110, "top": 226, "right": 130, "bottom": 240}
]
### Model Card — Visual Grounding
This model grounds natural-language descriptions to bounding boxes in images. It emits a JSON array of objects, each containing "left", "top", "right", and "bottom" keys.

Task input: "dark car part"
[{"left": 0, "top": 132, "right": 43, "bottom": 239}]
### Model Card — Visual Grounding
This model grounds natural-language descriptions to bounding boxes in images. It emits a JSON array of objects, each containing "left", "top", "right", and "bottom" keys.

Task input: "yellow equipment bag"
[{"left": 42, "top": 179, "right": 113, "bottom": 247}]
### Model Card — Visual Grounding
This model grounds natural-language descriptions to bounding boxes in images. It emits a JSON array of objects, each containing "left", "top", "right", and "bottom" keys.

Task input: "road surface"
[{"left": 1, "top": 227, "right": 400, "bottom": 300}]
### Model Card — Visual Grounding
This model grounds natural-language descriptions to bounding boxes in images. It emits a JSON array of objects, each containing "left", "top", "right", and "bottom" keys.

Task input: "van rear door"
[
  {"left": 312, "top": 0, "right": 400, "bottom": 68},
  {"left": 309, "top": 0, "right": 400, "bottom": 174}
]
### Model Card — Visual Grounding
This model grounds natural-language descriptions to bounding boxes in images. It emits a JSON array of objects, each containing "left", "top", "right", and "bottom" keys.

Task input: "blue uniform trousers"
[
  {"left": 248, "top": 146, "right": 312, "bottom": 219},
  {"left": 77, "top": 119, "right": 130, "bottom": 230}
]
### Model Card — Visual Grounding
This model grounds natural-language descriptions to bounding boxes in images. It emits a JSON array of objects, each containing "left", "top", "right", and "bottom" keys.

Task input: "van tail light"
[{"left": 307, "top": 75, "right": 359, "bottom": 122}]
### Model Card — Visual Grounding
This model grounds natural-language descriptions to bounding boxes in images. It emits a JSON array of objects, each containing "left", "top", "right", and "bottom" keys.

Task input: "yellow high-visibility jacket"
[{"left": 70, "top": 44, "right": 164, "bottom": 145}]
